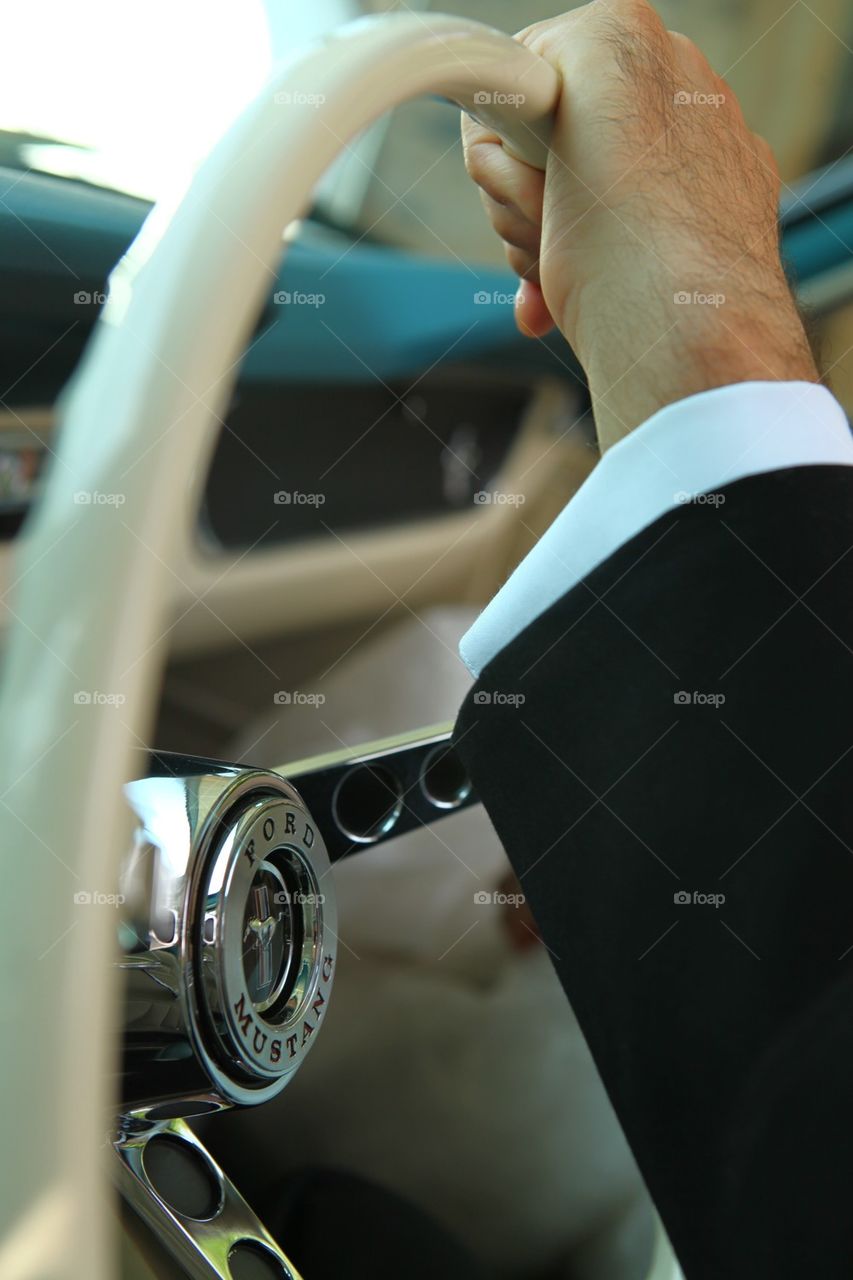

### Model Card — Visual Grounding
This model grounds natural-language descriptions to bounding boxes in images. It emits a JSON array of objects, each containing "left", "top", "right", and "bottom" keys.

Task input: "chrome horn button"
[
  {"left": 119, "top": 766, "right": 336, "bottom": 1116},
  {"left": 198, "top": 794, "right": 333, "bottom": 1089}
]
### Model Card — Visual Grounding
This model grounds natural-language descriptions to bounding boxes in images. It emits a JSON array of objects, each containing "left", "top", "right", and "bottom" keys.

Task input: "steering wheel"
[{"left": 0, "top": 13, "right": 680, "bottom": 1280}]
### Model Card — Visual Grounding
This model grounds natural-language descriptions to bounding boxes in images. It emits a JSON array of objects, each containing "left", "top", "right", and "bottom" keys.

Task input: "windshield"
[{"left": 0, "top": 0, "right": 353, "bottom": 200}]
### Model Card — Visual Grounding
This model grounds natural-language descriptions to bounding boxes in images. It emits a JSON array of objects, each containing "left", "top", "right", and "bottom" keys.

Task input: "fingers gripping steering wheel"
[{"left": 0, "top": 15, "right": 677, "bottom": 1280}]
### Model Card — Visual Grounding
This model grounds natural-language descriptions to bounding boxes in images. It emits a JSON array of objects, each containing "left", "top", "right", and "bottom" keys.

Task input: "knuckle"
[
  {"left": 505, "top": 244, "right": 539, "bottom": 282},
  {"left": 505, "top": 167, "right": 545, "bottom": 225},
  {"left": 669, "top": 30, "right": 703, "bottom": 62},
  {"left": 466, "top": 144, "right": 544, "bottom": 228},
  {"left": 608, "top": 0, "right": 667, "bottom": 41},
  {"left": 462, "top": 139, "right": 492, "bottom": 184},
  {"left": 487, "top": 201, "right": 539, "bottom": 254}
]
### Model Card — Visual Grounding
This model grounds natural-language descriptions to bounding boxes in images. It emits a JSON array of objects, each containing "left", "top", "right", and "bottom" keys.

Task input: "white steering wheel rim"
[
  {"left": 0, "top": 15, "right": 678, "bottom": 1279},
  {"left": 0, "top": 16, "right": 558, "bottom": 1277}
]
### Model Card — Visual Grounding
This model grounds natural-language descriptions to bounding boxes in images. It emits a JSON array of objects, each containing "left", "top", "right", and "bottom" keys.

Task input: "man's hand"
[{"left": 462, "top": 0, "right": 818, "bottom": 449}]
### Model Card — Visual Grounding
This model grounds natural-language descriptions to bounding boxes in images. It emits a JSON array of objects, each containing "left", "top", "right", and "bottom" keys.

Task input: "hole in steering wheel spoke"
[
  {"left": 141, "top": 1134, "right": 224, "bottom": 1221},
  {"left": 332, "top": 764, "right": 403, "bottom": 843},
  {"left": 419, "top": 743, "right": 472, "bottom": 810}
]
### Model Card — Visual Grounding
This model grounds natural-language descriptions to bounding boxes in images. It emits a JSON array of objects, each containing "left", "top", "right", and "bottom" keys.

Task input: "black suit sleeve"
[{"left": 452, "top": 465, "right": 853, "bottom": 1280}]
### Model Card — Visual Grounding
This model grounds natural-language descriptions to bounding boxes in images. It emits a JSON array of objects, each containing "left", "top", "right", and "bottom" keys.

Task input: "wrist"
[{"left": 568, "top": 277, "right": 819, "bottom": 451}]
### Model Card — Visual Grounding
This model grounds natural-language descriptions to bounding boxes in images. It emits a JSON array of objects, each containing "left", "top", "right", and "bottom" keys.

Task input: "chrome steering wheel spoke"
[
  {"left": 113, "top": 1118, "right": 303, "bottom": 1280},
  {"left": 114, "top": 726, "right": 476, "bottom": 1277},
  {"left": 275, "top": 721, "right": 476, "bottom": 859}
]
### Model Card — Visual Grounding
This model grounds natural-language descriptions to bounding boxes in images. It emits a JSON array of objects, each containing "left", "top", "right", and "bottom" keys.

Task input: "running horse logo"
[{"left": 244, "top": 883, "right": 279, "bottom": 1000}]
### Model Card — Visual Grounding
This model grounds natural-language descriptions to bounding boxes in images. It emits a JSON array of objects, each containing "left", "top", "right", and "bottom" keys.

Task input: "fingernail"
[{"left": 514, "top": 282, "right": 534, "bottom": 337}]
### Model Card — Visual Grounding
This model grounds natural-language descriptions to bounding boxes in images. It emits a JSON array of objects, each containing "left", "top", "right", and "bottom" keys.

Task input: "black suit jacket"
[{"left": 453, "top": 465, "right": 853, "bottom": 1279}]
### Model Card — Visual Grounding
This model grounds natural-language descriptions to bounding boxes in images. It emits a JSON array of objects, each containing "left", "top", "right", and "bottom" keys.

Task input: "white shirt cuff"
[{"left": 460, "top": 381, "right": 853, "bottom": 677}]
